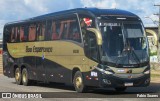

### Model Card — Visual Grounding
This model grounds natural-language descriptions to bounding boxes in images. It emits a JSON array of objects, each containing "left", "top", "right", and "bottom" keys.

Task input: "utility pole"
[{"left": 154, "top": 4, "right": 160, "bottom": 62}]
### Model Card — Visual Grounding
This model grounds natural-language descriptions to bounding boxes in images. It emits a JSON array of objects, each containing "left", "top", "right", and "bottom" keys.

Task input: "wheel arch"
[
  {"left": 13, "top": 64, "right": 18, "bottom": 77},
  {"left": 13, "top": 64, "right": 29, "bottom": 77}
]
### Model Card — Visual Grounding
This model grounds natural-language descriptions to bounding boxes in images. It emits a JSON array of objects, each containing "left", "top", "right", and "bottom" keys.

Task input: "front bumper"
[{"left": 100, "top": 73, "right": 150, "bottom": 88}]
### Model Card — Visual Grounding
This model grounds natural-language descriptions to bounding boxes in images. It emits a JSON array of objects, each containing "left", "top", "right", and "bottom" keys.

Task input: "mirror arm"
[{"left": 87, "top": 28, "right": 102, "bottom": 45}]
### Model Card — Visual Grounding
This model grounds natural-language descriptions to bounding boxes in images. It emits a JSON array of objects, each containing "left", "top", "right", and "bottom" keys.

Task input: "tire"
[
  {"left": 15, "top": 68, "right": 22, "bottom": 85},
  {"left": 115, "top": 87, "right": 127, "bottom": 92},
  {"left": 73, "top": 71, "right": 86, "bottom": 93},
  {"left": 22, "top": 68, "right": 30, "bottom": 86}
]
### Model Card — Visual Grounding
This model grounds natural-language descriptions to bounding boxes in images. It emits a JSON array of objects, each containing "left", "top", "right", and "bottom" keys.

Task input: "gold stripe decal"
[
  {"left": 26, "top": 46, "right": 53, "bottom": 53},
  {"left": 7, "top": 41, "right": 98, "bottom": 72}
]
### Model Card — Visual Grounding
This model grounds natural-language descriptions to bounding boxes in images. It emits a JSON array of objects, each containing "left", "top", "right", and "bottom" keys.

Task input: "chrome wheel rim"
[
  {"left": 15, "top": 69, "right": 20, "bottom": 82},
  {"left": 22, "top": 71, "right": 27, "bottom": 83},
  {"left": 75, "top": 76, "right": 82, "bottom": 89}
]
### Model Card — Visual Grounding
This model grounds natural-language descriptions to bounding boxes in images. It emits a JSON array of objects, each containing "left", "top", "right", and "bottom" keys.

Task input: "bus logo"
[
  {"left": 128, "top": 75, "right": 132, "bottom": 79},
  {"left": 125, "top": 68, "right": 132, "bottom": 73},
  {"left": 2, "top": 93, "right": 11, "bottom": 98}
]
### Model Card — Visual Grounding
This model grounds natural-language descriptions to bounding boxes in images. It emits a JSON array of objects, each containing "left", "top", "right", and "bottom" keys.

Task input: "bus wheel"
[
  {"left": 73, "top": 71, "right": 86, "bottom": 93},
  {"left": 115, "top": 87, "right": 127, "bottom": 92},
  {"left": 15, "top": 68, "right": 22, "bottom": 85},
  {"left": 22, "top": 68, "right": 30, "bottom": 86}
]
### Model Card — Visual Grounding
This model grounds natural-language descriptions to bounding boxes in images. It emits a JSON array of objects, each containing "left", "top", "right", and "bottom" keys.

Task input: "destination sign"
[{"left": 99, "top": 22, "right": 121, "bottom": 26}]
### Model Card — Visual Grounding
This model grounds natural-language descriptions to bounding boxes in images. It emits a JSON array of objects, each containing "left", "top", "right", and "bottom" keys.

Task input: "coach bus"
[{"left": 3, "top": 8, "right": 150, "bottom": 92}]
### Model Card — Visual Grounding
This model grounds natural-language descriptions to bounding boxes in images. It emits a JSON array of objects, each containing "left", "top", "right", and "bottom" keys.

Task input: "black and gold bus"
[{"left": 3, "top": 8, "right": 150, "bottom": 92}]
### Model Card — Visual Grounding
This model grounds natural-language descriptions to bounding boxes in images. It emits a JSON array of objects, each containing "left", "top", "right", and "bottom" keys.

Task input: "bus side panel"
[
  {"left": 3, "top": 60, "right": 13, "bottom": 78},
  {"left": 83, "top": 68, "right": 101, "bottom": 87},
  {"left": 3, "top": 40, "right": 18, "bottom": 78},
  {"left": 44, "top": 56, "right": 85, "bottom": 84},
  {"left": 3, "top": 50, "right": 15, "bottom": 78},
  {"left": 45, "top": 57, "right": 72, "bottom": 84},
  {"left": 3, "top": 26, "right": 12, "bottom": 77}
]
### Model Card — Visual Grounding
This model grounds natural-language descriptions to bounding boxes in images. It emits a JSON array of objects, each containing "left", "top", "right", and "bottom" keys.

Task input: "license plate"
[{"left": 124, "top": 82, "right": 133, "bottom": 86}]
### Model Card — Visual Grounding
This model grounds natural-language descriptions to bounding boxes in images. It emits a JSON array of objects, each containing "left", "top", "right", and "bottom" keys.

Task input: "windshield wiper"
[
  {"left": 115, "top": 43, "right": 141, "bottom": 67},
  {"left": 130, "top": 47, "right": 140, "bottom": 64},
  {"left": 124, "top": 43, "right": 141, "bottom": 65},
  {"left": 115, "top": 45, "right": 128, "bottom": 67}
]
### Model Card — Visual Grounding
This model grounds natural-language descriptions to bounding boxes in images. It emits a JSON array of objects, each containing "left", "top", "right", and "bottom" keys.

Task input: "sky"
[{"left": 0, "top": 0, "right": 160, "bottom": 39}]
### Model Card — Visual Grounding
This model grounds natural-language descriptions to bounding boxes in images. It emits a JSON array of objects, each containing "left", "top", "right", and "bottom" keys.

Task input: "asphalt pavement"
[{"left": 0, "top": 75, "right": 159, "bottom": 101}]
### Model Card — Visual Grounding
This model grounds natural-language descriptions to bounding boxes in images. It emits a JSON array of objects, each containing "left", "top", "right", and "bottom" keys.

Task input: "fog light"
[
  {"left": 145, "top": 79, "right": 150, "bottom": 84},
  {"left": 103, "top": 79, "right": 111, "bottom": 85}
]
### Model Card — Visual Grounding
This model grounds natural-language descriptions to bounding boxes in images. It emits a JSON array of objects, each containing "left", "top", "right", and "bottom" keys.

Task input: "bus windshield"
[{"left": 100, "top": 22, "right": 149, "bottom": 66}]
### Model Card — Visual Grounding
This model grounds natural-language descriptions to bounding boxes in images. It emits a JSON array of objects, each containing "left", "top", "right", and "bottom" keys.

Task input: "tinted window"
[
  {"left": 101, "top": 26, "right": 124, "bottom": 56},
  {"left": 84, "top": 31, "right": 98, "bottom": 61},
  {"left": 70, "top": 20, "right": 81, "bottom": 42},
  {"left": 28, "top": 24, "right": 36, "bottom": 41},
  {"left": 11, "top": 27, "right": 17, "bottom": 42},
  {"left": 46, "top": 17, "right": 81, "bottom": 42},
  {"left": 3, "top": 26, "right": 11, "bottom": 50},
  {"left": 36, "top": 21, "right": 45, "bottom": 41},
  {"left": 23, "top": 25, "right": 29, "bottom": 42},
  {"left": 20, "top": 26, "right": 25, "bottom": 42},
  {"left": 124, "top": 24, "right": 143, "bottom": 38},
  {"left": 45, "top": 20, "right": 52, "bottom": 40},
  {"left": 79, "top": 15, "right": 95, "bottom": 43}
]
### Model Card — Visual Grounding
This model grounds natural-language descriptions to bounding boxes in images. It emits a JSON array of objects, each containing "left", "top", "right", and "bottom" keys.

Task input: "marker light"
[
  {"left": 144, "top": 70, "right": 150, "bottom": 74},
  {"left": 104, "top": 71, "right": 113, "bottom": 74},
  {"left": 117, "top": 18, "right": 126, "bottom": 20}
]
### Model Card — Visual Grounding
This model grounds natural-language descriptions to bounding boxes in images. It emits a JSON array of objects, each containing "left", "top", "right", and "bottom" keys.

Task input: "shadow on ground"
[{"left": 11, "top": 80, "right": 160, "bottom": 98}]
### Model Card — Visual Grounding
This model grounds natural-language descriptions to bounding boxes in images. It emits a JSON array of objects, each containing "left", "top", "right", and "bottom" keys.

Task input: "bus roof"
[
  {"left": 85, "top": 8, "right": 138, "bottom": 17},
  {"left": 5, "top": 8, "right": 139, "bottom": 26}
]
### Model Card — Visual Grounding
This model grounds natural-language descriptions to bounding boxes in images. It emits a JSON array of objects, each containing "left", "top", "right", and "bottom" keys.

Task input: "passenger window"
[
  {"left": 4, "top": 27, "right": 11, "bottom": 44},
  {"left": 3, "top": 27, "right": 11, "bottom": 50},
  {"left": 46, "top": 17, "right": 81, "bottom": 42},
  {"left": 56, "top": 18, "right": 81, "bottom": 42},
  {"left": 11, "top": 27, "right": 15, "bottom": 42},
  {"left": 59, "top": 21, "right": 64, "bottom": 39},
  {"left": 11, "top": 27, "right": 17, "bottom": 42},
  {"left": 29, "top": 24, "right": 36, "bottom": 41},
  {"left": 36, "top": 22, "right": 45, "bottom": 41},
  {"left": 42, "top": 23, "right": 45, "bottom": 40},
  {"left": 20, "top": 26, "right": 25, "bottom": 42},
  {"left": 71, "top": 20, "right": 81, "bottom": 42},
  {"left": 84, "top": 31, "right": 98, "bottom": 61},
  {"left": 45, "top": 20, "right": 52, "bottom": 40},
  {"left": 24, "top": 25, "right": 29, "bottom": 42},
  {"left": 51, "top": 21, "right": 60, "bottom": 40},
  {"left": 17, "top": 27, "right": 20, "bottom": 42},
  {"left": 62, "top": 21, "right": 70, "bottom": 39},
  {"left": 79, "top": 15, "right": 95, "bottom": 28},
  {"left": 79, "top": 15, "right": 95, "bottom": 43}
]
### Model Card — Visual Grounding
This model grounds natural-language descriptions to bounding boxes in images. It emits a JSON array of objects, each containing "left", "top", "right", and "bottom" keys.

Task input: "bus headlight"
[
  {"left": 104, "top": 71, "right": 113, "bottom": 74},
  {"left": 144, "top": 70, "right": 150, "bottom": 74}
]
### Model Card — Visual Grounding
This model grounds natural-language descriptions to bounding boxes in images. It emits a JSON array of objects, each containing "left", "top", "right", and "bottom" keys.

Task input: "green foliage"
[
  {"left": 150, "top": 51, "right": 157, "bottom": 56},
  {"left": 149, "top": 48, "right": 157, "bottom": 56}
]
